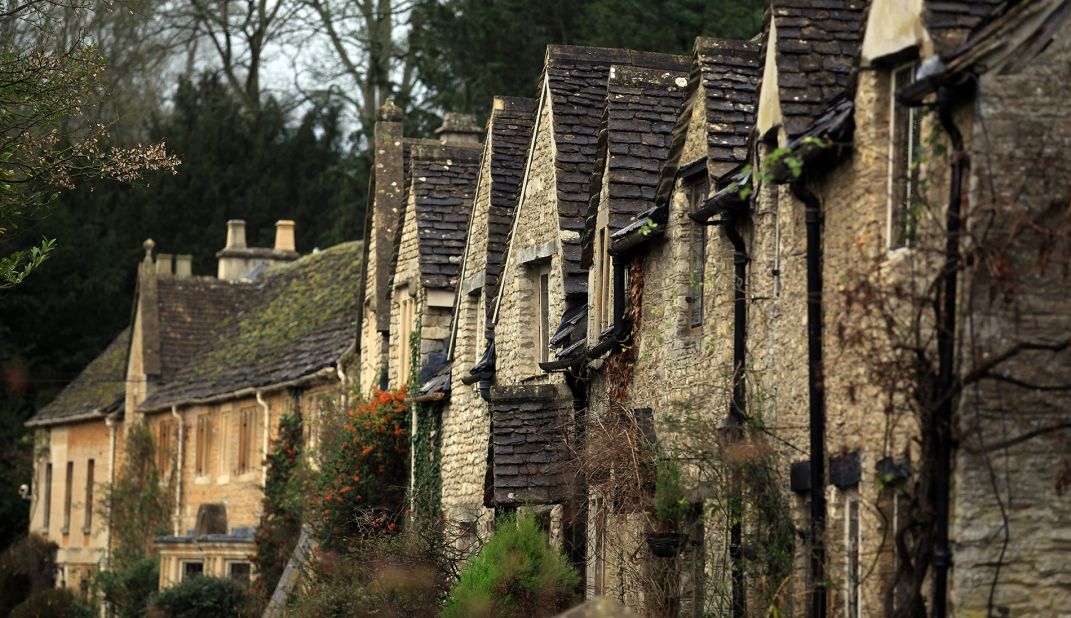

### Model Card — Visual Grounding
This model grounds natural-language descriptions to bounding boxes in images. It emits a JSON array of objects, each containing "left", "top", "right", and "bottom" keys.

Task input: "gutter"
[
  {"left": 791, "top": 181, "right": 828, "bottom": 618},
  {"left": 103, "top": 410, "right": 120, "bottom": 569},
  {"left": 257, "top": 391, "right": 271, "bottom": 489},
  {"left": 931, "top": 83, "right": 968, "bottom": 618},
  {"left": 137, "top": 367, "right": 335, "bottom": 414},
  {"left": 171, "top": 405, "right": 184, "bottom": 536}
]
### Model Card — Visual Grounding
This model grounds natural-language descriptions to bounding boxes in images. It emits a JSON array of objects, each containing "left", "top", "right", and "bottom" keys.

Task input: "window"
[
  {"left": 196, "top": 414, "right": 213, "bottom": 476},
  {"left": 534, "top": 263, "right": 551, "bottom": 364},
  {"left": 889, "top": 63, "right": 921, "bottom": 249},
  {"left": 845, "top": 495, "right": 861, "bottom": 617},
  {"left": 228, "top": 561, "right": 251, "bottom": 582},
  {"left": 181, "top": 561, "right": 204, "bottom": 580},
  {"left": 594, "top": 226, "right": 612, "bottom": 335},
  {"left": 236, "top": 407, "right": 257, "bottom": 475},
  {"left": 687, "top": 180, "right": 709, "bottom": 327},
  {"left": 155, "top": 420, "right": 173, "bottom": 474},
  {"left": 43, "top": 463, "right": 52, "bottom": 530},
  {"left": 83, "top": 459, "right": 94, "bottom": 533},
  {"left": 397, "top": 288, "right": 415, "bottom": 385},
  {"left": 62, "top": 461, "right": 73, "bottom": 533}
]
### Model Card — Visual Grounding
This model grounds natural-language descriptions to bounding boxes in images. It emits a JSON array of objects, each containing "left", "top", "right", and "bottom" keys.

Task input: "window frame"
[
  {"left": 227, "top": 560, "right": 252, "bottom": 582},
  {"left": 62, "top": 460, "right": 73, "bottom": 534},
  {"left": 845, "top": 492, "right": 862, "bottom": 618},
  {"left": 83, "top": 458, "right": 94, "bottom": 534},
  {"left": 43, "top": 462, "right": 52, "bottom": 531},
  {"left": 195, "top": 413, "right": 213, "bottom": 477},
  {"left": 181, "top": 560, "right": 205, "bottom": 580},
  {"left": 888, "top": 62, "right": 921, "bottom": 251},
  {"left": 534, "top": 262, "right": 552, "bottom": 365},
  {"left": 397, "top": 287, "right": 415, "bottom": 386},
  {"left": 236, "top": 407, "right": 257, "bottom": 475}
]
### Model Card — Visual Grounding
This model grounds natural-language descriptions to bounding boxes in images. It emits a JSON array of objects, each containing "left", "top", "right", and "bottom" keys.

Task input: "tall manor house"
[{"left": 29, "top": 0, "right": 1071, "bottom": 615}]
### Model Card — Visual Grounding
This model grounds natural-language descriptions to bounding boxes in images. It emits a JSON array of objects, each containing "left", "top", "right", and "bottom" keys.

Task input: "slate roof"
[
  {"left": 156, "top": 276, "right": 248, "bottom": 381},
  {"left": 483, "top": 97, "right": 538, "bottom": 326},
  {"left": 409, "top": 144, "right": 482, "bottom": 290},
  {"left": 770, "top": 0, "right": 867, "bottom": 138},
  {"left": 695, "top": 38, "right": 762, "bottom": 174},
  {"left": 543, "top": 45, "right": 690, "bottom": 297},
  {"left": 27, "top": 328, "right": 130, "bottom": 426},
  {"left": 923, "top": 0, "right": 1010, "bottom": 55},
  {"left": 139, "top": 241, "right": 362, "bottom": 411}
]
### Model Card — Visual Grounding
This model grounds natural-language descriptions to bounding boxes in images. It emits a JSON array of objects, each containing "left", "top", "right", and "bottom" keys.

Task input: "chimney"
[
  {"left": 436, "top": 112, "right": 482, "bottom": 145},
  {"left": 274, "top": 220, "right": 296, "bottom": 253},
  {"left": 225, "top": 219, "right": 247, "bottom": 249},
  {"left": 155, "top": 253, "right": 173, "bottom": 276},
  {"left": 174, "top": 254, "right": 192, "bottom": 278},
  {"left": 370, "top": 99, "right": 406, "bottom": 334}
]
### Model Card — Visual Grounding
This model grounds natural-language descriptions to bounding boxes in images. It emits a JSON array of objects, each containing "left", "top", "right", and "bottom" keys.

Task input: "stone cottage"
[
  {"left": 28, "top": 221, "right": 361, "bottom": 591},
  {"left": 430, "top": 96, "right": 537, "bottom": 541},
  {"left": 25, "top": 329, "right": 130, "bottom": 593}
]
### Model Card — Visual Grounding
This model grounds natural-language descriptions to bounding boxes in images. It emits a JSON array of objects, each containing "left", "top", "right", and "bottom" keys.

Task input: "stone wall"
[
  {"left": 495, "top": 98, "right": 569, "bottom": 388},
  {"left": 950, "top": 21, "right": 1071, "bottom": 615}
]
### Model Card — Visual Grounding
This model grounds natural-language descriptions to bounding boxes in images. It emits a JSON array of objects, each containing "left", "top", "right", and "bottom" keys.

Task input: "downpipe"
[
  {"left": 792, "top": 180, "right": 827, "bottom": 618},
  {"left": 933, "top": 85, "right": 967, "bottom": 618}
]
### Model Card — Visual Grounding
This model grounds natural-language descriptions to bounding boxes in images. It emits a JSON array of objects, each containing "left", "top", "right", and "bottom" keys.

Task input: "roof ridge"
[
  {"left": 694, "top": 36, "right": 762, "bottom": 56},
  {"left": 546, "top": 44, "right": 690, "bottom": 71}
]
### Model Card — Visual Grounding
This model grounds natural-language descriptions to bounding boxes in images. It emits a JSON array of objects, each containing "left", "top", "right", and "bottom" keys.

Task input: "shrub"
[
  {"left": 441, "top": 512, "right": 580, "bottom": 618},
  {"left": 0, "top": 534, "right": 58, "bottom": 615},
  {"left": 286, "top": 551, "right": 373, "bottom": 618},
  {"left": 653, "top": 458, "right": 688, "bottom": 530},
  {"left": 9, "top": 588, "right": 93, "bottom": 618},
  {"left": 315, "top": 387, "right": 408, "bottom": 549},
  {"left": 96, "top": 557, "right": 160, "bottom": 618},
  {"left": 150, "top": 576, "right": 249, "bottom": 618}
]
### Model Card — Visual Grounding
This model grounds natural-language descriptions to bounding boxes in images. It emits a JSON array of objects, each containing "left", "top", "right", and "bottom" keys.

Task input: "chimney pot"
[
  {"left": 156, "top": 253, "right": 173, "bottom": 276},
  {"left": 225, "top": 220, "right": 247, "bottom": 249},
  {"left": 175, "top": 254, "right": 192, "bottom": 278},
  {"left": 274, "top": 220, "right": 296, "bottom": 253},
  {"left": 436, "top": 112, "right": 482, "bottom": 145}
]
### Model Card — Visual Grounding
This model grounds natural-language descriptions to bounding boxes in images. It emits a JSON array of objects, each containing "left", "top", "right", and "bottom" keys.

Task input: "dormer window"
[
  {"left": 687, "top": 179, "right": 709, "bottom": 328},
  {"left": 397, "top": 287, "right": 415, "bottom": 385},
  {"left": 594, "top": 226, "right": 612, "bottom": 336},
  {"left": 889, "top": 63, "right": 921, "bottom": 250},
  {"left": 533, "top": 262, "right": 551, "bottom": 366}
]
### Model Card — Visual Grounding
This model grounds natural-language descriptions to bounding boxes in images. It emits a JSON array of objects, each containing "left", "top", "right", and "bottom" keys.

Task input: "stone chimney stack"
[
  {"left": 174, "top": 254, "right": 192, "bottom": 278},
  {"left": 217, "top": 219, "right": 299, "bottom": 281},
  {"left": 274, "top": 220, "right": 296, "bottom": 253},
  {"left": 225, "top": 219, "right": 247, "bottom": 250},
  {"left": 436, "top": 112, "right": 482, "bottom": 145},
  {"left": 155, "top": 253, "right": 173, "bottom": 276}
]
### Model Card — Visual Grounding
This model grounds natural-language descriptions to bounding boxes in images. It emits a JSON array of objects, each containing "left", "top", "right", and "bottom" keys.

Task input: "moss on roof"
[
  {"left": 28, "top": 328, "right": 130, "bottom": 425},
  {"left": 140, "top": 241, "right": 362, "bottom": 410}
]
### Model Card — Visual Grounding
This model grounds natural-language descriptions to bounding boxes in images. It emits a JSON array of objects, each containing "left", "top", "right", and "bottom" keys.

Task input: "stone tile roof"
[
  {"left": 771, "top": 0, "right": 867, "bottom": 138},
  {"left": 139, "top": 241, "right": 362, "bottom": 411},
  {"left": 484, "top": 97, "right": 538, "bottom": 325},
  {"left": 27, "top": 328, "right": 130, "bottom": 426},
  {"left": 409, "top": 144, "right": 482, "bottom": 290},
  {"left": 544, "top": 45, "right": 690, "bottom": 297},
  {"left": 599, "top": 65, "right": 688, "bottom": 234},
  {"left": 695, "top": 38, "right": 762, "bottom": 173},
  {"left": 923, "top": 0, "right": 1010, "bottom": 55},
  {"left": 156, "top": 276, "right": 248, "bottom": 382},
  {"left": 491, "top": 384, "right": 573, "bottom": 505}
]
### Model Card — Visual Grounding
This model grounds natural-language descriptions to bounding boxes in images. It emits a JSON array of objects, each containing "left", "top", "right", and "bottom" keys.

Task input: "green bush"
[
  {"left": 10, "top": 588, "right": 93, "bottom": 618},
  {"left": 441, "top": 512, "right": 579, "bottom": 618},
  {"left": 286, "top": 554, "right": 373, "bottom": 618},
  {"left": 0, "top": 534, "right": 58, "bottom": 615},
  {"left": 151, "top": 576, "right": 249, "bottom": 618},
  {"left": 653, "top": 458, "right": 688, "bottom": 530},
  {"left": 96, "top": 556, "right": 160, "bottom": 618}
]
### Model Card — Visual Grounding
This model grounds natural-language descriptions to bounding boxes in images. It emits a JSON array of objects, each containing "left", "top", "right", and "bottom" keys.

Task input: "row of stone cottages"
[{"left": 28, "top": 0, "right": 1071, "bottom": 614}]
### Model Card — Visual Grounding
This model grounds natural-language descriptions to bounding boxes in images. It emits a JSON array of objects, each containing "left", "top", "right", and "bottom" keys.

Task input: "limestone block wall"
[
  {"left": 389, "top": 187, "right": 423, "bottom": 389},
  {"left": 31, "top": 419, "right": 112, "bottom": 590},
  {"left": 949, "top": 25, "right": 1071, "bottom": 615},
  {"left": 495, "top": 99, "right": 568, "bottom": 388}
]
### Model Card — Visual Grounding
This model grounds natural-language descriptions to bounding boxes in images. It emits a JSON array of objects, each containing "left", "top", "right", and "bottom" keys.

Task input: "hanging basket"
[{"left": 645, "top": 532, "right": 689, "bottom": 558}]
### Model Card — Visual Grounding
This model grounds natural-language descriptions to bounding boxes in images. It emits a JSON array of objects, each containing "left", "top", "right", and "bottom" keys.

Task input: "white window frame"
[
  {"left": 397, "top": 287, "right": 415, "bottom": 385},
  {"left": 888, "top": 62, "right": 921, "bottom": 251}
]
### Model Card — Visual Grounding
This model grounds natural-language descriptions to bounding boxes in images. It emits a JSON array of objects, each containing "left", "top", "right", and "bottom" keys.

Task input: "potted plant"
[{"left": 646, "top": 458, "right": 691, "bottom": 558}]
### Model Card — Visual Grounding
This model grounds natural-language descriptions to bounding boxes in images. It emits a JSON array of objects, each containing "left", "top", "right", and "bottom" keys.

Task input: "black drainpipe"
[
  {"left": 723, "top": 209, "right": 749, "bottom": 618},
  {"left": 933, "top": 85, "right": 966, "bottom": 618},
  {"left": 791, "top": 180, "right": 826, "bottom": 618}
]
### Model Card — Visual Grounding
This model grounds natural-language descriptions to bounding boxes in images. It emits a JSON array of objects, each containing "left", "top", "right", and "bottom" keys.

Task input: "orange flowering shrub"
[{"left": 315, "top": 387, "right": 409, "bottom": 549}]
